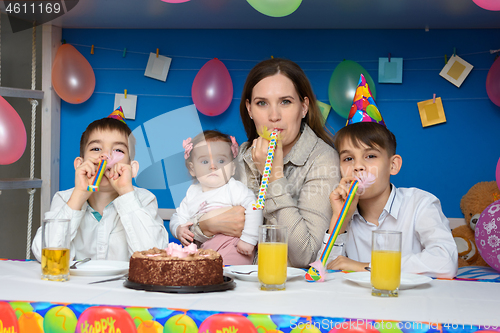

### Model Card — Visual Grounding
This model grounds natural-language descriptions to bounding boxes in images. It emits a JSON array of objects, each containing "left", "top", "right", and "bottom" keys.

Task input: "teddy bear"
[{"left": 454, "top": 181, "right": 500, "bottom": 267}]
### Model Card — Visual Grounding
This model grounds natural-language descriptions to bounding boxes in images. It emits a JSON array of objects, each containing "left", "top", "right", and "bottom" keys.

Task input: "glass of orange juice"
[
  {"left": 371, "top": 230, "right": 402, "bottom": 297},
  {"left": 41, "top": 219, "right": 71, "bottom": 281},
  {"left": 258, "top": 225, "right": 288, "bottom": 291}
]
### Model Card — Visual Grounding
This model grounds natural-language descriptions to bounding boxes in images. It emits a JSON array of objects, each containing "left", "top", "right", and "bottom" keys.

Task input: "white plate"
[
  {"left": 69, "top": 260, "right": 129, "bottom": 276},
  {"left": 343, "top": 272, "right": 432, "bottom": 290},
  {"left": 224, "top": 265, "right": 305, "bottom": 282}
]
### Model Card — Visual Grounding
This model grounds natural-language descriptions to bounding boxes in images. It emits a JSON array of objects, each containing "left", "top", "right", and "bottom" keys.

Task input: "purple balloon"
[
  {"left": 476, "top": 200, "right": 500, "bottom": 272},
  {"left": 0, "top": 96, "right": 27, "bottom": 165},
  {"left": 497, "top": 157, "right": 500, "bottom": 192},
  {"left": 486, "top": 57, "right": 500, "bottom": 107},
  {"left": 192, "top": 58, "right": 233, "bottom": 117}
]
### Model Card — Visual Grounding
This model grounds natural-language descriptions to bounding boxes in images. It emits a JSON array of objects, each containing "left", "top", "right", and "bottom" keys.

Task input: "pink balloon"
[
  {"left": 192, "top": 58, "right": 233, "bottom": 116},
  {"left": 496, "top": 157, "right": 500, "bottom": 192},
  {"left": 161, "top": 0, "right": 190, "bottom": 2},
  {"left": 0, "top": 96, "right": 27, "bottom": 165},
  {"left": 52, "top": 44, "right": 96, "bottom": 104},
  {"left": 486, "top": 57, "right": 500, "bottom": 107},
  {"left": 473, "top": 0, "right": 500, "bottom": 11},
  {"left": 476, "top": 200, "right": 500, "bottom": 272}
]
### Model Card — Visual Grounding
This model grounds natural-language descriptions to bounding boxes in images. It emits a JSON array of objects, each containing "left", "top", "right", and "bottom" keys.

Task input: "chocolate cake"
[{"left": 128, "top": 245, "right": 224, "bottom": 286}]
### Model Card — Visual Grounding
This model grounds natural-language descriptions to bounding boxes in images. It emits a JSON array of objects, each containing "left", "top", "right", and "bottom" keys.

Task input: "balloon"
[
  {"left": 161, "top": 0, "right": 190, "bottom": 2},
  {"left": 0, "top": 96, "right": 27, "bottom": 165},
  {"left": 246, "top": 0, "right": 302, "bottom": 17},
  {"left": 475, "top": 200, "right": 500, "bottom": 272},
  {"left": 496, "top": 157, "right": 500, "bottom": 192},
  {"left": 472, "top": 0, "right": 500, "bottom": 11},
  {"left": 52, "top": 44, "right": 95, "bottom": 104},
  {"left": 192, "top": 58, "right": 233, "bottom": 116},
  {"left": 486, "top": 57, "right": 500, "bottom": 107},
  {"left": 328, "top": 61, "right": 377, "bottom": 119}
]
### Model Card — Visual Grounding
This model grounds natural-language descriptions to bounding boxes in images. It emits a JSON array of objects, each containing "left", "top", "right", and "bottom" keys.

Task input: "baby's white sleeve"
[{"left": 316, "top": 232, "right": 347, "bottom": 265}]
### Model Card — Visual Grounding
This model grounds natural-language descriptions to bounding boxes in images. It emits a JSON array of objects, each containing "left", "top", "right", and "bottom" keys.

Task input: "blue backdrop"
[{"left": 59, "top": 29, "right": 500, "bottom": 218}]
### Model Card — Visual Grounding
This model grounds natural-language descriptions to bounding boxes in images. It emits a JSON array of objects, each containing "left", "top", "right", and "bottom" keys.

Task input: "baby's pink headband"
[{"left": 183, "top": 136, "right": 239, "bottom": 160}]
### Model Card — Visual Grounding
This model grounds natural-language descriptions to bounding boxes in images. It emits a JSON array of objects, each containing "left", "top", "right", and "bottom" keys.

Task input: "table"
[{"left": 1, "top": 260, "right": 499, "bottom": 333}]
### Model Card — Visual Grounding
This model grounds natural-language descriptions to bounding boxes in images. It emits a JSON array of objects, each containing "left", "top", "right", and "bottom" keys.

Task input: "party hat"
[
  {"left": 108, "top": 106, "right": 126, "bottom": 124},
  {"left": 346, "top": 74, "right": 385, "bottom": 127}
]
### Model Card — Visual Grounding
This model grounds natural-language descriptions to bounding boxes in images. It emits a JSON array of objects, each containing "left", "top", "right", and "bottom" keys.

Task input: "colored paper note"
[
  {"left": 417, "top": 97, "right": 446, "bottom": 127},
  {"left": 439, "top": 55, "right": 473, "bottom": 88},
  {"left": 378, "top": 57, "right": 403, "bottom": 84},
  {"left": 144, "top": 52, "right": 172, "bottom": 82},
  {"left": 114, "top": 93, "right": 137, "bottom": 120}
]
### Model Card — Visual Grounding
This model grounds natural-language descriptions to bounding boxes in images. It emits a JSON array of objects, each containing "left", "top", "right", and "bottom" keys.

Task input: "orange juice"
[
  {"left": 371, "top": 250, "right": 401, "bottom": 290},
  {"left": 41, "top": 247, "right": 70, "bottom": 281},
  {"left": 258, "top": 242, "right": 287, "bottom": 286}
]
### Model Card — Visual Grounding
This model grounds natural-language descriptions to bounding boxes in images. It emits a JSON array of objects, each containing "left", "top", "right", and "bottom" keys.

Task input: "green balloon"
[
  {"left": 246, "top": 0, "right": 302, "bottom": 17},
  {"left": 328, "top": 60, "right": 377, "bottom": 119}
]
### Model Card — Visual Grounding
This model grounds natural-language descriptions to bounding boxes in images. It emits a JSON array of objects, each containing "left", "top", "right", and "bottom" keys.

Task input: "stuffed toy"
[{"left": 455, "top": 181, "right": 500, "bottom": 267}]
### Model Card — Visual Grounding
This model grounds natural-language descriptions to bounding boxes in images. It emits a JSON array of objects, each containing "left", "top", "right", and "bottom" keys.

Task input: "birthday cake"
[{"left": 128, "top": 243, "right": 224, "bottom": 286}]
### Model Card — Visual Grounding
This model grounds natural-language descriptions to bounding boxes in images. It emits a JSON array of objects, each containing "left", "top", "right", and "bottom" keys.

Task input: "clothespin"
[
  {"left": 156, "top": 48, "right": 159, "bottom": 58},
  {"left": 388, "top": 53, "right": 391, "bottom": 62},
  {"left": 271, "top": 55, "right": 274, "bottom": 59},
  {"left": 444, "top": 54, "right": 448, "bottom": 65},
  {"left": 124, "top": 89, "right": 127, "bottom": 99},
  {"left": 433, "top": 94, "right": 436, "bottom": 104},
  {"left": 123, "top": 48, "right": 127, "bottom": 58},
  {"left": 453, "top": 47, "right": 456, "bottom": 57},
  {"left": 91, "top": 45, "right": 94, "bottom": 55},
  {"left": 61, "top": 39, "right": 66, "bottom": 44}
]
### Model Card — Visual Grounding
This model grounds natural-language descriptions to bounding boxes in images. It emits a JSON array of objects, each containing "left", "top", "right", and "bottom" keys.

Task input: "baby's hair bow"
[
  {"left": 230, "top": 136, "right": 239, "bottom": 158},
  {"left": 183, "top": 138, "right": 194, "bottom": 159}
]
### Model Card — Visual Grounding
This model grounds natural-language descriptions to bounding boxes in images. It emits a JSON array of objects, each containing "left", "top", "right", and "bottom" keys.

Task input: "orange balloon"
[{"left": 52, "top": 44, "right": 96, "bottom": 104}]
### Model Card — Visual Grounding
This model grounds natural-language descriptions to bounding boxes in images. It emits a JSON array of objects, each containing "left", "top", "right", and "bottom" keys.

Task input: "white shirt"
[
  {"left": 32, "top": 187, "right": 169, "bottom": 261},
  {"left": 317, "top": 185, "right": 458, "bottom": 278},
  {"left": 170, "top": 178, "right": 263, "bottom": 245}
]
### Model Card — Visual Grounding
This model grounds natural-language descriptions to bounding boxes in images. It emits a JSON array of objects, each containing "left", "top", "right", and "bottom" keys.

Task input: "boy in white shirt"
[
  {"left": 317, "top": 75, "right": 458, "bottom": 278},
  {"left": 32, "top": 108, "right": 169, "bottom": 261}
]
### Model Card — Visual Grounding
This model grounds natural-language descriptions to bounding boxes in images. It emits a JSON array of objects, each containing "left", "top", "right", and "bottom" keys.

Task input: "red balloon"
[
  {"left": 0, "top": 96, "right": 27, "bottom": 165},
  {"left": 192, "top": 58, "right": 233, "bottom": 116},
  {"left": 472, "top": 0, "right": 500, "bottom": 10},
  {"left": 0, "top": 302, "right": 19, "bottom": 333},
  {"left": 486, "top": 57, "right": 500, "bottom": 107},
  {"left": 52, "top": 44, "right": 96, "bottom": 104},
  {"left": 76, "top": 306, "right": 137, "bottom": 333},
  {"left": 199, "top": 313, "right": 258, "bottom": 333}
]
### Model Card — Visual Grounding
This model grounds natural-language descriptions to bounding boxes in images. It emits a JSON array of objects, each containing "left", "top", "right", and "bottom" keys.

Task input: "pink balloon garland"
[{"left": 0, "top": 96, "right": 27, "bottom": 165}]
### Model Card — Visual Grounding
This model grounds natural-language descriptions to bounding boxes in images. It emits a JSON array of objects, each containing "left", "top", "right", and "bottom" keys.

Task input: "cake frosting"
[{"left": 128, "top": 244, "right": 224, "bottom": 286}]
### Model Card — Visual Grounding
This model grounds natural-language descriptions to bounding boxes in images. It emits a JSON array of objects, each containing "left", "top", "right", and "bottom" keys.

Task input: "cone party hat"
[{"left": 346, "top": 74, "right": 385, "bottom": 127}]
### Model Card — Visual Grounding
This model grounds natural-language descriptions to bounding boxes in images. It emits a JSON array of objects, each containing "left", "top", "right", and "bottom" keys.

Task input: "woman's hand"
[
  {"left": 251, "top": 137, "right": 284, "bottom": 183},
  {"left": 198, "top": 206, "right": 245, "bottom": 238}
]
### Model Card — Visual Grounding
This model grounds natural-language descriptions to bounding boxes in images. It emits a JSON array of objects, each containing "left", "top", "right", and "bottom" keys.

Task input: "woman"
[{"left": 192, "top": 58, "right": 340, "bottom": 268}]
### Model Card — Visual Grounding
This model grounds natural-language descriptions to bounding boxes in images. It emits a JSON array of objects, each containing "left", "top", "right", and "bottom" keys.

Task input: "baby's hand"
[
  {"left": 177, "top": 222, "right": 194, "bottom": 246},
  {"left": 236, "top": 240, "right": 255, "bottom": 256},
  {"left": 106, "top": 162, "right": 134, "bottom": 196}
]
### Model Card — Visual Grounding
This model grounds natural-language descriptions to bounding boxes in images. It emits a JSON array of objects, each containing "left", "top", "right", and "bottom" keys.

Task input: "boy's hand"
[
  {"left": 236, "top": 240, "right": 255, "bottom": 256},
  {"left": 177, "top": 222, "right": 194, "bottom": 246},
  {"left": 106, "top": 162, "right": 134, "bottom": 196},
  {"left": 67, "top": 158, "right": 96, "bottom": 210},
  {"left": 329, "top": 176, "right": 360, "bottom": 233},
  {"left": 326, "top": 255, "right": 368, "bottom": 272}
]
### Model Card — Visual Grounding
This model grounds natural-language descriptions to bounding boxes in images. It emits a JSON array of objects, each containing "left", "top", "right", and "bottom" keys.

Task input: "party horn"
[
  {"left": 87, "top": 159, "right": 107, "bottom": 192},
  {"left": 305, "top": 180, "right": 359, "bottom": 282},
  {"left": 252, "top": 131, "right": 278, "bottom": 210}
]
